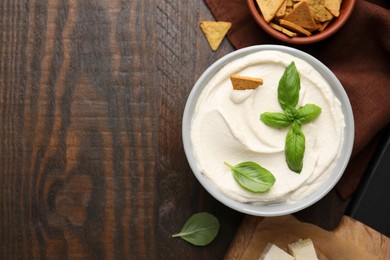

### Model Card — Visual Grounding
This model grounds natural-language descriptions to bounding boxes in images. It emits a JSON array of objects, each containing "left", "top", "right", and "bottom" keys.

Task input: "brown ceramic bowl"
[{"left": 247, "top": 0, "right": 356, "bottom": 44}]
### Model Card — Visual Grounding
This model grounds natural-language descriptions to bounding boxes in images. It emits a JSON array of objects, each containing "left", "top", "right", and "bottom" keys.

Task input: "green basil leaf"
[
  {"left": 224, "top": 161, "right": 275, "bottom": 193},
  {"left": 285, "top": 124, "right": 305, "bottom": 173},
  {"left": 295, "top": 104, "right": 322, "bottom": 125},
  {"left": 260, "top": 112, "right": 292, "bottom": 128},
  {"left": 278, "top": 62, "right": 300, "bottom": 110},
  {"left": 284, "top": 106, "right": 298, "bottom": 122},
  {"left": 172, "top": 212, "right": 219, "bottom": 246}
]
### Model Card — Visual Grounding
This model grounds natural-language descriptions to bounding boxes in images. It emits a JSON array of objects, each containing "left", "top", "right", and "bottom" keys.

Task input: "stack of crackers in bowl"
[{"left": 247, "top": 0, "right": 356, "bottom": 44}]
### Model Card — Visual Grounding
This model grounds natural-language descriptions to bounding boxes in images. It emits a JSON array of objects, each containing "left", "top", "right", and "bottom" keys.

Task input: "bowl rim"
[
  {"left": 182, "top": 45, "right": 354, "bottom": 216},
  {"left": 246, "top": 0, "right": 357, "bottom": 44}
]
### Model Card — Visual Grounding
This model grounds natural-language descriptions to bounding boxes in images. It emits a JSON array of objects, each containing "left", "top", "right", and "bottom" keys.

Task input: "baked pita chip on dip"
[
  {"left": 199, "top": 21, "right": 231, "bottom": 51},
  {"left": 230, "top": 75, "right": 263, "bottom": 90}
]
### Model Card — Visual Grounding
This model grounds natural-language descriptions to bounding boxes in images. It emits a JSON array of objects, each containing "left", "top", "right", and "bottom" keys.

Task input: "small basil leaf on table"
[
  {"left": 285, "top": 124, "right": 305, "bottom": 173},
  {"left": 278, "top": 61, "right": 300, "bottom": 110},
  {"left": 295, "top": 104, "right": 322, "bottom": 125},
  {"left": 172, "top": 212, "right": 219, "bottom": 246},
  {"left": 260, "top": 112, "right": 292, "bottom": 128},
  {"left": 224, "top": 161, "right": 275, "bottom": 193}
]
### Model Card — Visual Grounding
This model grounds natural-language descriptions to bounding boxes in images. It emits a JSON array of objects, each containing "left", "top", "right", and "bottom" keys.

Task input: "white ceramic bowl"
[{"left": 182, "top": 45, "right": 354, "bottom": 216}]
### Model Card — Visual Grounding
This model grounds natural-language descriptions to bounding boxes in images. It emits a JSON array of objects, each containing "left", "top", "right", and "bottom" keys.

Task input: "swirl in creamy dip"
[{"left": 190, "top": 50, "right": 345, "bottom": 204}]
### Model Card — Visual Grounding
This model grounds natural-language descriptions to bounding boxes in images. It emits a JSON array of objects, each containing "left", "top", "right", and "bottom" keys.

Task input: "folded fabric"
[{"left": 203, "top": 0, "right": 390, "bottom": 199}]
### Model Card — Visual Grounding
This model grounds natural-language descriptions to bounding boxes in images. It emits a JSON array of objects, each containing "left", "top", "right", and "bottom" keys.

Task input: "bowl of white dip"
[{"left": 182, "top": 45, "right": 354, "bottom": 216}]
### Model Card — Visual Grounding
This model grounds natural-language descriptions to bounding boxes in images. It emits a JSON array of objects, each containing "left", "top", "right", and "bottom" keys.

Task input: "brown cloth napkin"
[{"left": 203, "top": 0, "right": 390, "bottom": 199}]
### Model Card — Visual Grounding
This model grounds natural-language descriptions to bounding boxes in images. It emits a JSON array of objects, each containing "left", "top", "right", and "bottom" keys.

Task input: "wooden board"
[{"left": 225, "top": 215, "right": 390, "bottom": 259}]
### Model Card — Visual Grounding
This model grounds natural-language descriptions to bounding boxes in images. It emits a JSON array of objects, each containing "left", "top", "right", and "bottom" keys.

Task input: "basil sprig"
[
  {"left": 260, "top": 62, "right": 321, "bottom": 173},
  {"left": 224, "top": 161, "right": 275, "bottom": 193},
  {"left": 172, "top": 212, "right": 219, "bottom": 246}
]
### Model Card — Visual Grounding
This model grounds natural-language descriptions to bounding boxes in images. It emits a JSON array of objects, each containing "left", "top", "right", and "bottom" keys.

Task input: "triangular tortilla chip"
[
  {"left": 318, "top": 20, "right": 331, "bottom": 31},
  {"left": 308, "top": 0, "right": 334, "bottom": 22},
  {"left": 270, "top": 22, "right": 297, "bottom": 37},
  {"left": 283, "top": 1, "right": 317, "bottom": 30},
  {"left": 280, "top": 19, "right": 312, "bottom": 36},
  {"left": 256, "top": 0, "right": 285, "bottom": 23},
  {"left": 199, "top": 21, "right": 231, "bottom": 51},
  {"left": 276, "top": 0, "right": 288, "bottom": 18},
  {"left": 325, "top": 0, "right": 341, "bottom": 17}
]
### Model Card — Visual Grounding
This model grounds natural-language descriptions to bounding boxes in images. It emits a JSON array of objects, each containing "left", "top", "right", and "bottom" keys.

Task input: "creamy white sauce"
[{"left": 190, "top": 50, "right": 345, "bottom": 204}]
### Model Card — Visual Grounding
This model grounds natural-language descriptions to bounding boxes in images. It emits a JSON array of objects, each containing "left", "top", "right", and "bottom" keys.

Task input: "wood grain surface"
[{"left": 0, "top": 0, "right": 349, "bottom": 259}]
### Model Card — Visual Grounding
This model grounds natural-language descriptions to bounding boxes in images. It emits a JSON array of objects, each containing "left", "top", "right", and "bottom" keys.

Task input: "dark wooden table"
[{"left": 0, "top": 0, "right": 350, "bottom": 259}]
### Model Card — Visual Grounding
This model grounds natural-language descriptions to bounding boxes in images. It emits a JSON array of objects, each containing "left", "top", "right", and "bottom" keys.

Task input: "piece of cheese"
[
  {"left": 288, "top": 238, "right": 319, "bottom": 260},
  {"left": 259, "top": 243, "right": 294, "bottom": 260}
]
